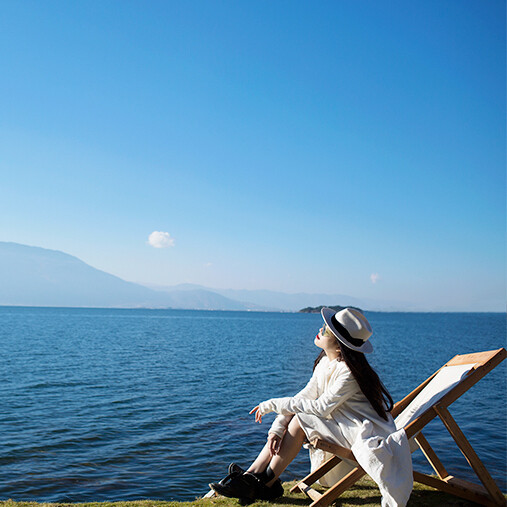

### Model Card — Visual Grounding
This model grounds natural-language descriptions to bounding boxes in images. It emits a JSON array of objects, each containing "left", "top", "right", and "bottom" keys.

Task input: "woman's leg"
[
  {"left": 212, "top": 417, "right": 305, "bottom": 499},
  {"left": 246, "top": 442, "right": 272, "bottom": 474},
  {"left": 264, "top": 416, "right": 306, "bottom": 486},
  {"left": 247, "top": 414, "right": 296, "bottom": 475}
]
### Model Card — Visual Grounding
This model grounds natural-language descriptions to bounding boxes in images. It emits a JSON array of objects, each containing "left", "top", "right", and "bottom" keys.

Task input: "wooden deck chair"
[{"left": 291, "top": 348, "right": 506, "bottom": 507}]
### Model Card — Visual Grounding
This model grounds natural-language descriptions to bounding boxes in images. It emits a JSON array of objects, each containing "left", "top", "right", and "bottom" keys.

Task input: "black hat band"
[{"left": 331, "top": 314, "right": 365, "bottom": 347}]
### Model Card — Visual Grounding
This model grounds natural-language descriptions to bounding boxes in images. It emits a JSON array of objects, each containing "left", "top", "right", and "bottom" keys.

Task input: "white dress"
[{"left": 258, "top": 356, "right": 413, "bottom": 507}]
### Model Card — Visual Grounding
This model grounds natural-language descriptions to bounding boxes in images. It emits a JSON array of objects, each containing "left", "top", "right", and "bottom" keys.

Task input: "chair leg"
[
  {"left": 290, "top": 455, "right": 342, "bottom": 493},
  {"left": 413, "top": 471, "right": 502, "bottom": 507},
  {"left": 435, "top": 405, "right": 505, "bottom": 506},
  {"left": 414, "top": 432, "right": 449, "bottom": 479},
  {"left": 308, "top": 467, "right": 366, "bottom": 507}
]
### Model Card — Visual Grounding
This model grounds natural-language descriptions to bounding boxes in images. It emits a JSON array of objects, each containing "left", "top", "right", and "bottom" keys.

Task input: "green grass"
[{"left": 2, "top": 477, "right": 504, "bottom": 507}]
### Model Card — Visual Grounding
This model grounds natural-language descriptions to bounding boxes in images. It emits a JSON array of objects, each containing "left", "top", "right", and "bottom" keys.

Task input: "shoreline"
[
  {"left": 0, "top": 305, "right": 504, "bottom": 314},
  {"left": 1, "top": 478, "right": 505, "bottom": 506}
]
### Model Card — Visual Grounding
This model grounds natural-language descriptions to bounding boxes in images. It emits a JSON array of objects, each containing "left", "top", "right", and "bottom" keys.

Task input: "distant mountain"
[
  {"left": 144, "top": 283, "right": 273, "bottom": 311},
  {"left": 0, "top": 242, "right": 256, "bottom": 310},
  {"left": 213, "top": 287, "right": 367, "bottom": 312},
  {"left": 0, "top": 242, "right": 398, "bottom": 312},
  {"left": 141, "top": 283, "right": 395, "bottom": 312}
]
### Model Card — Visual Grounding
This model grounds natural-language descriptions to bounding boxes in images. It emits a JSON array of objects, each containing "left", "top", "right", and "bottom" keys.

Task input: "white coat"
[{"left": 258, "top": 355, "right": 413, "bottom": 507}]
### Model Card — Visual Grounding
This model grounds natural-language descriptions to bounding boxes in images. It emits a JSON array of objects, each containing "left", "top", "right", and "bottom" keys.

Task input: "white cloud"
[
  {"left": 370, "top": 273, "right": 380, "bottom": 284},
  {"left": 148, "top": 231, "right": 175, "bottom": 248},
  {"left": 204, "top": 262, "right": 212, "bottom": 267}
]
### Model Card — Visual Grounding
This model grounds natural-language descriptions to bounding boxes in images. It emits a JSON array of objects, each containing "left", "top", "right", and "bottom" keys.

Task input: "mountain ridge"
[
  {"left": 0, "top": 242, "right": 259, "bottom": 311},
  {"left": 0, "top": 241, "right": 395, "bottom": 311}
]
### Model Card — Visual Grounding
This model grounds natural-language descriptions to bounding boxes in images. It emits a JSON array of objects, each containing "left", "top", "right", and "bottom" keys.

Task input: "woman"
[{"left": 210, "top": 307, "right": 412, "bottom": 506}]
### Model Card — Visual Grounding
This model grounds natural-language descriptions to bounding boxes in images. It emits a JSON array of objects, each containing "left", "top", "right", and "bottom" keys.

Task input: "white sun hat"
[{"left": 321, "top": 307, "right": 373, "bottom": 354}]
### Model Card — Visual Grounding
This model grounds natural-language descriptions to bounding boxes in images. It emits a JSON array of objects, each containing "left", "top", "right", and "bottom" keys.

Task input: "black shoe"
[
  {"left": 218, "top": 463, "right": 245, "bottom": 486},
  {"left": 209, "top": 472, "right": 261, "bottom": 502},
  {"left": 258, "top": 478, "right": 284, "bottom": 500},
  {"left": 229, "top": 462, "right": 245, "bottom": 476}
]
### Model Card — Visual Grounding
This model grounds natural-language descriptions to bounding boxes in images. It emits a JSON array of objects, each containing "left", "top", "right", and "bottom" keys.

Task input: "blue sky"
[{"left": 1, "top": 0, "right": 505, "bottom": 311}]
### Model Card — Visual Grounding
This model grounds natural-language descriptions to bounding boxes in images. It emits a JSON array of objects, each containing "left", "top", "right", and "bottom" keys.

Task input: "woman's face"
[{"left": 315, "top": 324, "right": 340, "bottom": 352}]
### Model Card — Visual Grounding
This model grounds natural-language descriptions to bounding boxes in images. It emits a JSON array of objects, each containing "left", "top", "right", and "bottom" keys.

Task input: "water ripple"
[{"left": 0, "top": 307, "right": 504, "bottom": 501}]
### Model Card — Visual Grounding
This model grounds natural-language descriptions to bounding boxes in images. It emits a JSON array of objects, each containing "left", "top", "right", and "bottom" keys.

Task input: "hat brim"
[{"left": 321, "top": 307, "right": 373, "bottom": 354}]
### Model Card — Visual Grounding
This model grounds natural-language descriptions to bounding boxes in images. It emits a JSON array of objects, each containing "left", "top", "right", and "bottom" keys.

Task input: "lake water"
[{"left": 0, "top": 307, "right": 505, "bottom": 502}]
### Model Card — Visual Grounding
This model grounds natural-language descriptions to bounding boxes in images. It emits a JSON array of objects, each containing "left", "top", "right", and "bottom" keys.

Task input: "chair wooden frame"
[{"left": 291, "top": 348, "right": 506, "bottom": 507}]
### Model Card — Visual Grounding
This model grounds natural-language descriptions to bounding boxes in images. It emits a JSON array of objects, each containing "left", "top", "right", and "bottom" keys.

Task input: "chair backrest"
[
  {"left": 392, "top": 348, "right": 506, "bottom": 436},
  {"left": 394, "top": 363, "right": 475, "bottom": 429}
]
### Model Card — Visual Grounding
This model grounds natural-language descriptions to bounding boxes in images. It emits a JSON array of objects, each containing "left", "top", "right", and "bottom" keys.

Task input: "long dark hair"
[{"left": 313, "top": 342, "right": 393, "bottom": 421}]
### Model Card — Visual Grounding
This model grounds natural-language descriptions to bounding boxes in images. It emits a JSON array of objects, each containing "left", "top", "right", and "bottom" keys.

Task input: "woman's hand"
[
  {"left": 267, "top": 433, "right": 282, "bottom": 456},
  {"left": 249, "top": 405, "right": 262, "bottom": 423}
]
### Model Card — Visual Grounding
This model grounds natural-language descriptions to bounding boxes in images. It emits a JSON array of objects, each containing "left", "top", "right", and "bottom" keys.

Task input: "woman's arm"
[
  {"left": 256, "top": 369, "right": 360, "bottom": 419},
  {"left": 265, "top": 365, "right": 321, "bottom": 435},
  {"left": 268, "top": 414, "right": 293, "bottom": 438},
  {"left": 264, "top": 370, "right": 324, "bottom": 438}
]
